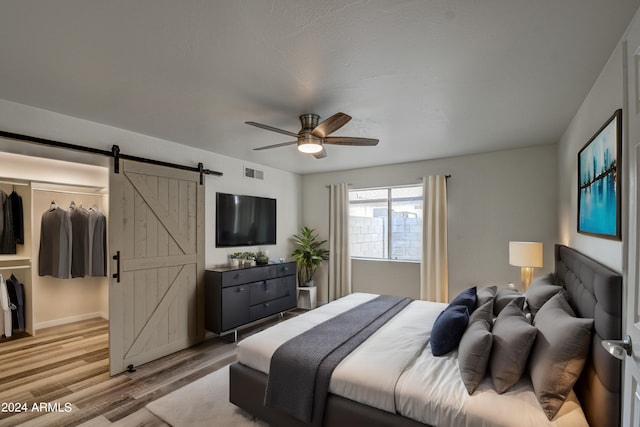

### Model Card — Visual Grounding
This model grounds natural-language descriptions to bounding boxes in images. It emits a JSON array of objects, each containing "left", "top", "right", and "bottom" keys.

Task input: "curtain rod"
[
  {"left": 0, "top": 130, "right": 223, "bottom": 183},
  {"left": 418, "top": 175, "right": 452, "bottom": 180},
  {"left": 324, "top": 175, "right": 452, "bottom": 189}
]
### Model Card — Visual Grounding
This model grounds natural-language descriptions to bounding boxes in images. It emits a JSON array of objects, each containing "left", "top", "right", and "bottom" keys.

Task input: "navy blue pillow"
[
  {"left": 431, "top": 304, "right": 470, "bottom": 356},
  {"left": 450, "top": 286, "right": 477, "bottom": 314}
]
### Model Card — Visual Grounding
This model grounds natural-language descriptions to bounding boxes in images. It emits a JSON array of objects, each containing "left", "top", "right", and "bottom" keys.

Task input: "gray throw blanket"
[{"left": 265, "top": 295, "right": 411, "bottom": 425}]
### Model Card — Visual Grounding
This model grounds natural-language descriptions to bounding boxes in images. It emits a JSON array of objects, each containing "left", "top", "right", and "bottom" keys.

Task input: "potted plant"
[
  {"left": 256, "top": 251, "right": 270, "bottom": 265},
  {"left": 291, "top": 226, "right": 329, "bottom": 287},
  {"left": 229, "top": 252, "right": 243, "bottom": 267},
  {"left": 241, "top": 252, "right": 256, "bottom": 266}
]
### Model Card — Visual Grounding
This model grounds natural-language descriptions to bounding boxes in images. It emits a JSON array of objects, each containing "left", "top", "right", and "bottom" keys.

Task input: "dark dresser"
[{"left": 204, "top": 261, "right": 297, "bottom": 337}]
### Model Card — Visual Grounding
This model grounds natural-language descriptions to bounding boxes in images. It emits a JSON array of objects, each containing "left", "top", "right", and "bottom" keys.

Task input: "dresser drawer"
[
  {"left": 249, "top": 275, "right": 296, "bottom": 305},
  {"left": 220, "top": 285, "right": 250, "bottom": 331},
  {"left": 249, "top": 293, "right": 297, "bottom": 322},
  {"left": 220, "top": 265, "right": 277, "bottom": 287},
  {"left": 275, "top": 262, "right": 296, "bottom": 277}
]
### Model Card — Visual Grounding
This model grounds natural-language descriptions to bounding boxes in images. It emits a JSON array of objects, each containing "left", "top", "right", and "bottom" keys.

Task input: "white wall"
[
  {"left": 557, "top": 42, "right": 624, "bottom": 272},
  {"left": 302, "top": 145, "right": 558, "bottom": 304},
  {"left": 0, "top": 99, "right": 302, "bottom": 269}
]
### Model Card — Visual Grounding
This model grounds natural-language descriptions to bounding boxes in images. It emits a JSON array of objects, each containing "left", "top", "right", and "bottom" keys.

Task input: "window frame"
[{"left": 348, "top": 184, "right": 423, "bottom": 262}]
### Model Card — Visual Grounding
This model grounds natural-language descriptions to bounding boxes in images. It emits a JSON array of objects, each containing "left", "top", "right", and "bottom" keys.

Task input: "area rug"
[{"left": 146, "top": 365, "right": 268, "bottom": 427}]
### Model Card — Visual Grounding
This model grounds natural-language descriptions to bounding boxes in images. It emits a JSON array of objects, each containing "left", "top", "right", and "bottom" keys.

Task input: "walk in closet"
[{"left": 0, "top": 151, "right": 109, "bottom": 341}]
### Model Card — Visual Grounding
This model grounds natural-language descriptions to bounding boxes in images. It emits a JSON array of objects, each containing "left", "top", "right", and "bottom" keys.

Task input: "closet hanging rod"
[
  {"left": 32, "top": 187, "right": 107, "bottom": 197},
  {"left": 0, "top": 129, "right": 223, "bottom": 184},
  {"left": 0, "top": 265, "right": 30, "bottom": 271},
  {"left": 0, "top": 179, "right": 29, "bottom": 187}
]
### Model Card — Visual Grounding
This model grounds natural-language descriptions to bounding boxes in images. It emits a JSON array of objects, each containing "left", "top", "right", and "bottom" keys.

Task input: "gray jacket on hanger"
[{"left": 39, "top": 203, "right": 72, "bottom": 279}]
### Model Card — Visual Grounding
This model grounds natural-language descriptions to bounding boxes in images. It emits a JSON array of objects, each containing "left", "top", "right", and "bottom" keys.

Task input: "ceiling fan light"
[{"left": 297, "top": 139, "right": 323, "bottom": 154}]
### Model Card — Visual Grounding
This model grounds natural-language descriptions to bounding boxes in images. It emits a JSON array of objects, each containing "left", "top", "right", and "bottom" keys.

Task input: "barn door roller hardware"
[{"left": 0, "top": 130, "right": 223, "bottom": 184}]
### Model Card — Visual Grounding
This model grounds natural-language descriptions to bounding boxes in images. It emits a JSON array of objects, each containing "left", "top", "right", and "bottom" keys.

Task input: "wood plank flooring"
[{"left": 0, "top": 314, "right": 293, "bottom": 426}]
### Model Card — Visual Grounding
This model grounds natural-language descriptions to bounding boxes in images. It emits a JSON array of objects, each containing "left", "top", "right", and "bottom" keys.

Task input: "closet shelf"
[
  {"left": 0, "top": 265, "right": 30, "bottom": 271},
  {"left": 0, "top": 255, "right": 31, "bottom": 263}
]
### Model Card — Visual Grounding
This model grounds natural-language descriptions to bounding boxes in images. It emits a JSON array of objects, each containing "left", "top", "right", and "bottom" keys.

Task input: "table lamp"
[{"left": 509, "top": 241, "right": 543, "bottom": 291}]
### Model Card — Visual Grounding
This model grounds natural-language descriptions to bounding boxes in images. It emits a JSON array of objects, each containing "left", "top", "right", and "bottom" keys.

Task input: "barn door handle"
[{"left": 112, "top": 251, "right": 121, "bottom": 283}]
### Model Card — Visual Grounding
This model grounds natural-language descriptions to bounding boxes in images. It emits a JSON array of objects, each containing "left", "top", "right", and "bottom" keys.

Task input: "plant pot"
[
  {"left": 301, "top": 280, "right": 314, "bottom": 287},
  {"left": 230, "top": 258, "right": 239, "bottom": 267}
]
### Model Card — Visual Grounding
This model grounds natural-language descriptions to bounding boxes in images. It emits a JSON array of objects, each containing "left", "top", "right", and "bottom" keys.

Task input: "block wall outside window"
[{"left": 349, "top": 186, "right": 422, "bottom": 261}]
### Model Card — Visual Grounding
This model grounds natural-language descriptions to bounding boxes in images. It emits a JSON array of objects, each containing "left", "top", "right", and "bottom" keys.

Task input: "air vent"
[{"left": 244, "top": 166, "right": 264, "bottom": 180}]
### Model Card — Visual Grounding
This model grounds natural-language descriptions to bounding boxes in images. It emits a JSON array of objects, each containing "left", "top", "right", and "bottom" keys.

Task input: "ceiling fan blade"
[
  {"left": 312, "top": 147, "right": 327, "bottom": 159},
  {"left": 253, "top": 141, "right": 297, "bottom": 151},
  {"left": 324, "top": 136, "right": 379, "bottom": 146},
  {"left": 311, "top": 112, "right": 352, "bottom": 138},
  {"left": 245, "top": 121, "right": 300, "bottom": 138}
]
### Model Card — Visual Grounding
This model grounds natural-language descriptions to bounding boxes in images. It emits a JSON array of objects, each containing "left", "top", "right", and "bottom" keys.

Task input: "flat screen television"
[{"left": 216, "top": 192, "right": 276, "bottom": 247}]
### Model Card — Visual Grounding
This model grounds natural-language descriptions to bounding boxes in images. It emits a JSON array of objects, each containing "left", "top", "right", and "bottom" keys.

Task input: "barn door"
[
  {"left": 109, "top": 159, "right": 205, "bottom": 375},
  {"left": 624, "top": 12, "right": 640, "bottom": 427}
]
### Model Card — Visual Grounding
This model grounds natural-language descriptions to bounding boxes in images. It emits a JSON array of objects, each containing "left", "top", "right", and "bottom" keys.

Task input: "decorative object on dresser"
[
  {"left": 508, "top": 241, "right": 543, "bottom": 290},
  {"left": 290, "top": 226, "right": 329, "bottom": 287},
  {"left": 204, "top": 262, "right": 296, "bottom": 341},
  {"left": 255, "top": 251, "right": 269, "bottom": 265},
  {"left": 229, "top": 252, "right": 242, "bottom": 267}
]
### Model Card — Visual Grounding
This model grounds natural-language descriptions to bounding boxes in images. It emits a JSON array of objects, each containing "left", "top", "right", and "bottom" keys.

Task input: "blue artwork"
[{"left": 578, "top": 110, "right": 621, "bottom": 239}]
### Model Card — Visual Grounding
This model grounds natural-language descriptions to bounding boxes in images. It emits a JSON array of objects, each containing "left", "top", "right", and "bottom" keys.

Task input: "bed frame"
[
  {"left": 229, "top": 244, "right": 622, "bottom": 427},
  {"left": 554, "top": 244, "right": 622, "bottom": 427}
]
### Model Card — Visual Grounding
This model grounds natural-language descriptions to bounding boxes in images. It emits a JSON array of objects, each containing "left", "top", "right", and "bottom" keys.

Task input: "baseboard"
[{"left": 36, "top": 312, "right": 108, "bottom": 330}]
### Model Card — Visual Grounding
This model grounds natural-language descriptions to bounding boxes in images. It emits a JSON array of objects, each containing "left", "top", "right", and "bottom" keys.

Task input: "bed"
[{"left": 229, "top": 244, "right": 622, "bottom": 427}]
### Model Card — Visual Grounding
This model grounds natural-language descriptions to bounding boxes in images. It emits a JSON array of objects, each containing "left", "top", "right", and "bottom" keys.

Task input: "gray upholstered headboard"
[{"left": 554, "top": 244, "right": 622, "bottom": 427}]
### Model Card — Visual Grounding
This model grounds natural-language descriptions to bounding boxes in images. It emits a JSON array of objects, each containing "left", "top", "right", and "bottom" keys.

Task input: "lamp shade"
[{"left": 509, "top": 241, "right": 543, "bottom": 268}]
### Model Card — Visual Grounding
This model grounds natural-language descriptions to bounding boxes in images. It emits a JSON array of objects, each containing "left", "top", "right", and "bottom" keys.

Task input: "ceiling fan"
[{"left": 246, "top": 112, "right": 379, "bottom": 159}]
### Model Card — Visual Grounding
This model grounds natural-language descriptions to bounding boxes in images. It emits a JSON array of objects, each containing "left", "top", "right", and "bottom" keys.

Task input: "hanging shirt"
[
  {"left": 69, "top": 202, "right": 91, "bottom": 278},
  {"left": 88, "top": 206, "right": 107, "bottom": 277},
  {"left": 6, "top": 274, "right": 24, "bottom": 332},
  {"left": 39, "top": 202, "right": 72, "bottom": 279},
  {"left": 0, "top": 275, "right": 11, "bottom": 338},
  {"left": 0, "top": 190, "right": 16, "bottom": 255},
  {"left": 9, "top": 191, "right": 24, "bottom": 245}
]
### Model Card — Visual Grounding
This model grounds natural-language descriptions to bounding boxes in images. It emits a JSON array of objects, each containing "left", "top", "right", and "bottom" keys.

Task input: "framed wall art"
[{"left": 577, "top": 109, "right": 622, "bottom": 240}]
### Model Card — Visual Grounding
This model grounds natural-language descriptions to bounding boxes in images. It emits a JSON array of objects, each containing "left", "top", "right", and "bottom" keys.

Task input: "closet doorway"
[
  {"left": 1, "top": 151, "right": 206, "bottom": 377},
  {"left": 109, "top": 159, "right": 204, "bottom": 375},
  {"left": 0, "top": 151, "right": 109, "bottom": 348},
  {"left": 33, "top": 183, "right": 109, "bottom": 330}
]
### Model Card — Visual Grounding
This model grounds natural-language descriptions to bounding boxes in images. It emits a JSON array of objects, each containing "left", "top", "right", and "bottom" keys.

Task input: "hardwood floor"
[{"left": 0, "top": 314, "right": 293, "bottom": 426}]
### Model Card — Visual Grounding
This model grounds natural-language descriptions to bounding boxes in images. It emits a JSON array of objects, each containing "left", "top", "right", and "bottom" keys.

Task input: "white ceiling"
[{"left": 0, "top": 1, "right": 638, "bottom": 174}]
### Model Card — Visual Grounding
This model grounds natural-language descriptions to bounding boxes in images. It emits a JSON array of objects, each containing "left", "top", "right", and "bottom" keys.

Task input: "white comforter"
[{"left": 237, "top": 293, "right": 588, "bottom": 427}]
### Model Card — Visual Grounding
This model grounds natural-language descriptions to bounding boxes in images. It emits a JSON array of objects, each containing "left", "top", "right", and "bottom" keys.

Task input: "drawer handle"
[
  {"left": 264, "top": 303, "right": 270, "bottom": 307},
  {"left": 237, "top": 287, "right": 245, "bottom": 292}
]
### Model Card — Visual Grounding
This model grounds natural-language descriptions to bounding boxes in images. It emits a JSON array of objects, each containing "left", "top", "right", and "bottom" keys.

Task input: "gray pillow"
[
  {"left": 476, "top": 285, "right": 497, "bottom": 308},
  {"left": 489, "top": 298, "right": 537, "bottom": 393},
  {"left": 528, "top": 293, "right": 593, "bottom": 420},
  {"left": 458, "top": 319, "right": 493, "bottom": 394},
  {"left": 525, "top": 275, "right": 563, "bottom": 317},
  {"left": 469, "top": 299, "right": 493, "bottom": 324},
  {"left": 493, "top": 288, "right": 524, "bottom": 316}
]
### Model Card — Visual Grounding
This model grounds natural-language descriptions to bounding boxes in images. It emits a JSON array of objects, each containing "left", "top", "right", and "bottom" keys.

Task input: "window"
[{"left": 349, "top": 185, "right": 423, "bottom": 261}]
